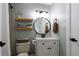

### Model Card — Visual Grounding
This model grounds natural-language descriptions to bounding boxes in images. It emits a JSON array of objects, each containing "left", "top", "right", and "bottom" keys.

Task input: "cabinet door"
[
  {"left": 36, "top": 46, "right": 49, "bottom": 56},
  {"left": 49, "top": 43, "right": 59, "bottom": 56}
]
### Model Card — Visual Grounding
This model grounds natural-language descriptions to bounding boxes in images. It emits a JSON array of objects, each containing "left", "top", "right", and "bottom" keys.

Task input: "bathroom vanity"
[
  {"left": 33, "top": 37, "right": 59, "bottom": 56},
  {"left": 33, "top": 17, "right": 59, "bottom": 56}
]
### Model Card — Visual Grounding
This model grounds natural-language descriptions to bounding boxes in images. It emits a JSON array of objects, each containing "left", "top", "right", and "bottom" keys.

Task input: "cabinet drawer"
[{"left": 36, "top": 40, "right": 59, "bottom": 46}]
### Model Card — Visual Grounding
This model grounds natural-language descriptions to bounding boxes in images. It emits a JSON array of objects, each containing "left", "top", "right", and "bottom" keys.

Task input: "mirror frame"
[{"left": 33, "top": 17, "right": 51, "bottom": 36}]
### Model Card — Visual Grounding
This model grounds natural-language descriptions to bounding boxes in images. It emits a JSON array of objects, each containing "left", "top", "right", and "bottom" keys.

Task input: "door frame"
[
  {"left": 66, "top": 3, "right": 71, "bottom": 56},
  {"left": 5, "top": 3, "right": 11, "bottom": 56}
]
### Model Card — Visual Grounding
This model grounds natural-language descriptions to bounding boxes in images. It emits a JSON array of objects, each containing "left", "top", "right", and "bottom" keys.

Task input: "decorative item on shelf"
[
  {"left": 16, "top": 23, "right": 23, "bottom": 28},
  {"left": 25, "top": 24, "right": 32, "bottom": 27},
  {"left": 16, "top": 11, "right": 23, "bottom": 18},
  {"left": 15, "top": 17, "right": 33, "bottom": 30},
  {"left": 16, "top": 24, "right": 32, "bottom": 30}
]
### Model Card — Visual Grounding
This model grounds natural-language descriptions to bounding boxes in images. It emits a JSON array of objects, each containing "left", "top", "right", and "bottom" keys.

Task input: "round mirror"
[{"left": 33, "top": 17, "right": 51, "bottom": 37}]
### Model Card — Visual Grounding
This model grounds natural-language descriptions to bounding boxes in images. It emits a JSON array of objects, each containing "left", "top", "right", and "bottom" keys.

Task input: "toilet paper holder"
[{"left": 32, "top": 40, "right": 36, "bottom": 45}]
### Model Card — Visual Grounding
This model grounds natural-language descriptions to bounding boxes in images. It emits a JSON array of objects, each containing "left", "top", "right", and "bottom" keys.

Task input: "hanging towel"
[{"left": 53, "top": 19, "right": 58, "bottom": 33}]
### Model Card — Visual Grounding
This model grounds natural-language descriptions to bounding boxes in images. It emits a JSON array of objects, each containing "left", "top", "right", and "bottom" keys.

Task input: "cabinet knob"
[
  {"left": 54, "top": 42, "right": 56, "bottom": 44},
  {"left": 49, "top": 48, "right": 51, "bottom": 50},
  {"left": 48, "top": 48, "right": 51, "bottom": 50},
  {"left": 48, "top": 48, "right": 49, "bottom": 50},
  {"left": 42, "top": 43, "right": 45, "bottom": 45}
]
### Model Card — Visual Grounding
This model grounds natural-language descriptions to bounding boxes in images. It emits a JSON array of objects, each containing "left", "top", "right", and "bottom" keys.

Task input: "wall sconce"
[
  {"left": 46, "top": 11, "right": 48, "bottom": 14},
  {"left": 36, "top": 10, "right": 38, "bottom": 13},
  {"left": 39, "top": 11, "right": 43, "bottom": 13},
  {"left": 35, "top": 10, "right": 48, "bottom": 14}
]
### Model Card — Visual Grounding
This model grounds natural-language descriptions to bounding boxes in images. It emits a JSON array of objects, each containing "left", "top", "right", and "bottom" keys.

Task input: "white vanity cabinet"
[{"left": 35, "top": 38, "right": 59, "bottom": 56}]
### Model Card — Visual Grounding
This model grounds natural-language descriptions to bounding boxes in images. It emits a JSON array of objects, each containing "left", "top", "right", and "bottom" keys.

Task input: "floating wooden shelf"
[
  {"left": 16, "top": 27, "right": 32, "bottom": 30},
  {"left": 16, "top": 18, "right": 33, "bottom": 22}
]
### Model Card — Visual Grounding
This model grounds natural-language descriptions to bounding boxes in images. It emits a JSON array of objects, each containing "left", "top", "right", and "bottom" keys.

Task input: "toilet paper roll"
[{"left": 32, "top": 40, "right": 36, "bottom": 45}]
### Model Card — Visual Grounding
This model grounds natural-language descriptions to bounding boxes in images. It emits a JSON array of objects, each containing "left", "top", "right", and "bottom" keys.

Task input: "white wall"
[
  {"left": 1, "top": 3, "right": 10, "bottom": 56},
  {"left": 65, "top": 4, "right": 71, "bottom": 56},
  {"left": 50, "top": 3, "right": 66, "bottom": 56}
]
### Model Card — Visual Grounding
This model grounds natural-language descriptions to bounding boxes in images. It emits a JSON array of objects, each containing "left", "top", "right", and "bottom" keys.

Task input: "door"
[
  {"left": 0, "top": 3, "right": 2, "bottom": 56},
  {"left": 0, "top": 3, "right": 10, "bottom": 56},
  {"left": 70, "top": 3, "right": 79, "bottom": 56}
]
